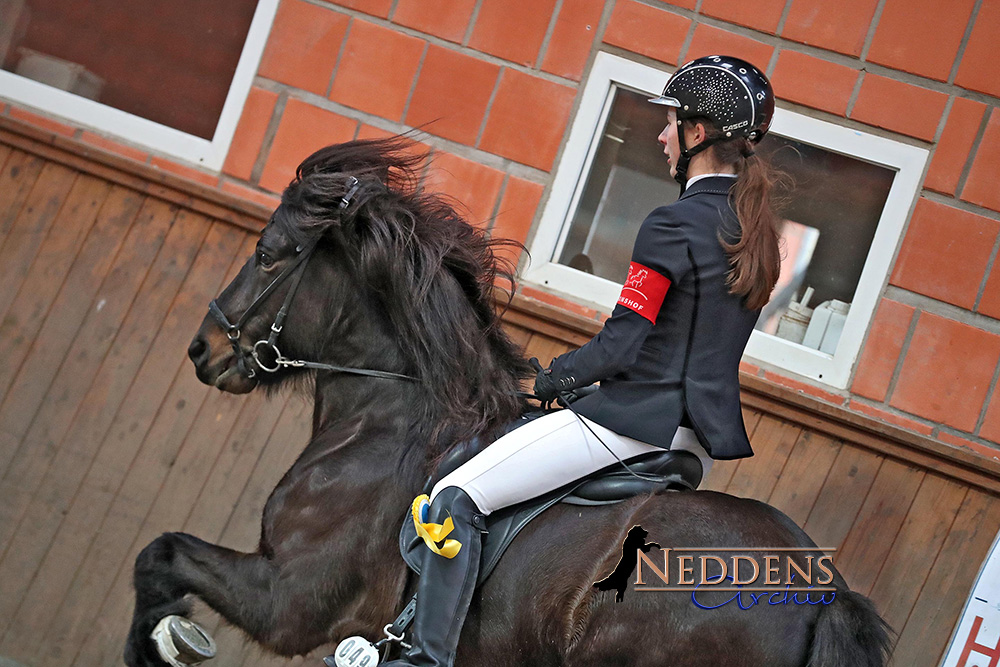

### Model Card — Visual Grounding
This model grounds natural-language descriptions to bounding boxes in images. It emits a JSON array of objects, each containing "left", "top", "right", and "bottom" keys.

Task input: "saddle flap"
[{"left": 399, "top": 449, "right": 702, "bottom": 585}]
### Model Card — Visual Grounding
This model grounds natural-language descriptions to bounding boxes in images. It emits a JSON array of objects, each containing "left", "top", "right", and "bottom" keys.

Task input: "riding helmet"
[{"left": 650, "top": 55, "right": 774, "bottom": 144}]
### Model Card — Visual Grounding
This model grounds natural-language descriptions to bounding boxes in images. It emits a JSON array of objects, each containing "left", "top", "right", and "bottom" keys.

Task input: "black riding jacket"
[{"left": 549, "top": 176, "right": 759, "bottom": 460}]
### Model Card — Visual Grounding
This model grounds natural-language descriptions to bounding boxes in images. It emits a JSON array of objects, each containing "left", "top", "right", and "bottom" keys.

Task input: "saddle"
[{"left": 398, "top": 414, "right": 703, "bottom": 586}]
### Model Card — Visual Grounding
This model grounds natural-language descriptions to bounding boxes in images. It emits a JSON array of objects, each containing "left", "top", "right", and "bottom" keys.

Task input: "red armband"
[{"left": 617, "top": 262, "right": 670, "bottom": 323}]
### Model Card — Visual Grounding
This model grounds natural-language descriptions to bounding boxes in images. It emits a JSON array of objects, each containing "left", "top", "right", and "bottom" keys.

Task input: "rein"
[{"left": 207, "top": 177, "right": 417, "bottom": 384}]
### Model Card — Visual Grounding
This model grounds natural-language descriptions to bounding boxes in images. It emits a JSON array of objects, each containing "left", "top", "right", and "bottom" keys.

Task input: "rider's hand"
[{"left": 532, "top": 367, "right": 560, "bottom": 402}]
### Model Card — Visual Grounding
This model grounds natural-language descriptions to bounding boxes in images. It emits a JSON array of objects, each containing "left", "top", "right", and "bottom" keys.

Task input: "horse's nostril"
[{"left": 188, "top": 337, "right": 209, "bottom": 364}]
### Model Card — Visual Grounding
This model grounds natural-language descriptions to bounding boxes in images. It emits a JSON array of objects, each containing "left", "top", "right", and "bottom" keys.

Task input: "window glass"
[
  {"left": 0, "top": 0, "right": 258, "bottom": 139},
  {"left": 554, "top": 86, "right": 895, "bottom": 356}
]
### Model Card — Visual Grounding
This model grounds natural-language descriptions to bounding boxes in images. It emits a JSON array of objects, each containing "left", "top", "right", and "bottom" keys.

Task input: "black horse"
[{"left": 126, "top": 137, "right": 892, "bottom": 667}]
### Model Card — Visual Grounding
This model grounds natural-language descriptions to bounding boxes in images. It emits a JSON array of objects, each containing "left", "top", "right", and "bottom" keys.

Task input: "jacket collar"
[{"left": 678, "top": 175, "right": 737, "bottom": 201}]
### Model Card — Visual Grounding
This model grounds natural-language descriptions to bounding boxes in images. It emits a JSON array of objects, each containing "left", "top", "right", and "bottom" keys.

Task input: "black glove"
[{"left": 533, "top": 367, "right": 560, "bottom": 402}]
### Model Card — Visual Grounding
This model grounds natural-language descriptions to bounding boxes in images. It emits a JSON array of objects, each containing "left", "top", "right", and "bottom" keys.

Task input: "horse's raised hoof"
[{"left": 151, "top": 616, "right": 217, "bottom": 667}]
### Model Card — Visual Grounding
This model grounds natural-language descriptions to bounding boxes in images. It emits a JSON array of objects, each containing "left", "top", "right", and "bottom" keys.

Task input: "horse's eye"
[{"left": 258, "top": 251, "right": 275, "bottom": 269}]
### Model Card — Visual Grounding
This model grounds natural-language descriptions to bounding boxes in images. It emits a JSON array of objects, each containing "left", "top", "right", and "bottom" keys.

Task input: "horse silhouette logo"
[
  {"left": 593, "top": 525, "right": 660, "bottom": 602},
  {"left": 624, "top": 266, "right": 648, "bottom": 290}
]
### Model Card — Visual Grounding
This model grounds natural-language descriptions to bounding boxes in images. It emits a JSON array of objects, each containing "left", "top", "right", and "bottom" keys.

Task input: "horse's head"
[{"left": 188, "top": 136, "right": 530, "bottom": 450}]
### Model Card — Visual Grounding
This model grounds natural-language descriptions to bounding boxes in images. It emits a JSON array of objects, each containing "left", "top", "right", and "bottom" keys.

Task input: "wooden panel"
[
  {"left": 725, "top": 415, "right": 802, "bottom": 501},
  {"left": 868, "top": 473, "right": 968, "bottom": 634},
  {"left": 0, "top": 174, "right": 112, "bottom": 397},
  {"left": 0, "top": 199, "right": 173, "bottom": 623},
  {"left": 0, "top": 149, "right": 46, "bottom": 244},
  {"left": 0, "top": 162, "right": 79, "bottom": 323},
  {"left": 4, "top": 222, "right": 245, "bottom": 663},
  {"left": 835, "top": 458, "right": 925, "bottom": 595},
  {"left": 21, "top": 218, "right": 237, "bottom": 667},
  {"left": 802, "top": 444, "right": 883, "bottom": 550},
  {"left": 0, "top": 202, "right": 200, "bottom": 654},
  {"left": 767, "top": 431, "right": 842, "bottom": 525},
  {"left": 0, "top": 175, "right": 112, "bottom": 404},
  {"left": 892, "top": 491, "right": 1000, "bottom": 667}
]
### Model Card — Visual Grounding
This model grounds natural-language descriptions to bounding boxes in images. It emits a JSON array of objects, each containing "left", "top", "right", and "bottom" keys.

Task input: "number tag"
[{"left": 332, "top": 636, "right": 379, "bottom": 667}]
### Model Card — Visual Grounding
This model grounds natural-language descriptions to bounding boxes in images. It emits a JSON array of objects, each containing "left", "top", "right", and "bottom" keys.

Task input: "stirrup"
[{"left": 151, "top": 615, "right": 216, "bottom": 667}]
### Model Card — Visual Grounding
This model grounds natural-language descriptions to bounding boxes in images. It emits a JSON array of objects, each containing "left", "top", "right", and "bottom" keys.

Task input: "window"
[
  {"left": 525, "top": 53, "right": 928, "bottom": 389},
  {"left": 0, "top": 0, "right": 279, "bottom": 169}
]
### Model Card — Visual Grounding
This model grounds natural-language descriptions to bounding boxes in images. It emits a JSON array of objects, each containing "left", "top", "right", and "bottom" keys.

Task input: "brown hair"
[{"left": 682, "top": 120, "right": 783, "bottom": 310}]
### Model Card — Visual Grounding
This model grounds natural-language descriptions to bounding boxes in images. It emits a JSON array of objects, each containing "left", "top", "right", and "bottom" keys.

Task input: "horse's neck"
[{"left": 305, "top": 374, "right": 433, "bottom": 489}]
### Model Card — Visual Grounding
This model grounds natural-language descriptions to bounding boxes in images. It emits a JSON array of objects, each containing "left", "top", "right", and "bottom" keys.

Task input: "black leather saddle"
[{"left": 399, "top": 415, "right": 703, "bottom": 586}]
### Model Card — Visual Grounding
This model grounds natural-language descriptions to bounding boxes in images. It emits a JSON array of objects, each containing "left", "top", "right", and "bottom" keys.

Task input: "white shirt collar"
[{"left": 685, "top": 173, "right": 738, "bottom": 187}]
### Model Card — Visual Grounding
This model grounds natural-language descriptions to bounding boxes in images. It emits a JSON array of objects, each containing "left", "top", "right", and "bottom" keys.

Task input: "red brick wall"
[{"left": 4, "top": 0, "right": 1000, "bottom": 458}]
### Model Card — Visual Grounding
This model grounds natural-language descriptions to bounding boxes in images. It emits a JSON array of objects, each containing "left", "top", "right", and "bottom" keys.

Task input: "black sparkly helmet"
[
  {"left": 650, "top": 55, "right": 774, "bottom": 189},
  {"left": 650, "top": 55, "right": 774, "bottom": 143}
]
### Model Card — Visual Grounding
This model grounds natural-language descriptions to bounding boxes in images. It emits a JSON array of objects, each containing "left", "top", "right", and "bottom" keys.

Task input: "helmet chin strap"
[{"left": 673, "top": 119, "right": 722, "bottom": 195}]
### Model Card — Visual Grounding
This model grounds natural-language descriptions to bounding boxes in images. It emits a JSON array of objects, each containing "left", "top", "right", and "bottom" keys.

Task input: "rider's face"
[{"left": 657, "top": 108, "right": 681, "bottom": 178}]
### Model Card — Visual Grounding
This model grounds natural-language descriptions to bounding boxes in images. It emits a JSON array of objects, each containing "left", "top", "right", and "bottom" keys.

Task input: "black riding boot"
[{"left": 384, "top": 486, "right": 485, "bottom": 667}]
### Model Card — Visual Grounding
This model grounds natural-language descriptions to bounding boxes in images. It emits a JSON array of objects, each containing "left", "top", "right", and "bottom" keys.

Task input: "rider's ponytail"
[{"left": 703, "top": 131, "right": 783, "bottom": 311}]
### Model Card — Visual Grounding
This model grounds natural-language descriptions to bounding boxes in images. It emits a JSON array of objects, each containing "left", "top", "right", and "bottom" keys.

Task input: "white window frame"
[
  {"left": 0, "top": 0, "right": 279, "bottom": 170},
  {"left": 524, "top": 52, "right": 929, "bottom": 390}
]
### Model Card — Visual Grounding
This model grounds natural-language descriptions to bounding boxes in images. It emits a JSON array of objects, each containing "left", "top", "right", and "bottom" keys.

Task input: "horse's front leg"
[{"left": 125, "top": 532, "right": 278, "bottom": 667}]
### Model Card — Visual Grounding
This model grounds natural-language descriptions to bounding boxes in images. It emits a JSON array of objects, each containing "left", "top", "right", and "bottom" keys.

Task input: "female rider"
[{"left": 381, "top": 55, "right": 782, "bottom": 667}]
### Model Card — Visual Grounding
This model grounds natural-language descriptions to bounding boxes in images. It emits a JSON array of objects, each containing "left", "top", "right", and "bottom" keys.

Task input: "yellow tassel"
[{"left": 411, "top": 494, "right": 462, "bottom": 559}]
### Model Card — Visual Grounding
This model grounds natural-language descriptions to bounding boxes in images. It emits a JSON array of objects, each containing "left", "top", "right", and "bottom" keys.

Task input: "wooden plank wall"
[{"left": 1, "top": 124, "right": 998, "bottom": 667}]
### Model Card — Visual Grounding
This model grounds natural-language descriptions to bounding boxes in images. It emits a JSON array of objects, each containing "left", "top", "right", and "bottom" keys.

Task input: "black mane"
[{"left": 274, "top": 136, "right": 533, "bottom": 458}]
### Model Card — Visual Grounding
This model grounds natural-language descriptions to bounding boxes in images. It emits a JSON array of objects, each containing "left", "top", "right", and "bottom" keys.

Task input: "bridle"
[{"left": 207, "top": 177, "right": 417, "bottom": 384}]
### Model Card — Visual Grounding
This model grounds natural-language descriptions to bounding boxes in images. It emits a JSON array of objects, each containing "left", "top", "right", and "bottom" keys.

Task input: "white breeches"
[{"left": 429, "top": 410, "right": 714, "bottom": 515}]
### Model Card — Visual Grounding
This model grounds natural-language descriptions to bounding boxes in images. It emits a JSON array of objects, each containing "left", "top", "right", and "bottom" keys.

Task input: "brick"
[
  {"left": 392, "top": 0, "right": 476, "bottom": 43},
  {"left": 9, "top": 107, "right": 75, "bottom": 136},
  {"left": 405, "top": 45, "right": 500, "bottom": 145},
  {"left": 762, "top": 371, "right": 848, "bottom": 405},
  {"left": 851, "top": 299, "right": 915, "bottom": 402},
  {"left": 657, "top": 0, "right": 696, "bottom": 9},
  {"left": 939, "top": 431, "right": 1000, "bottom": 460},
  {"left": 847, "top": 400, "right": 935, "bottom": 436},
  {"left": 423, "top": 152, "right": 504, "bottom": 226},
  {"left": 329, "top": 20, "right": 425, "bottom": 122},
  {"left": 889, "top": 199, "right": 999, "bottom": 309},
  {"left": 80, "top": 132, "right": 148, "bottom": 162},
  {"left": 770, "top": 51, "right": 858, "bottom": 116},
  {"left": 980, "top": 265, "right": 1000, "bottom": 320},
  {"left": 700, "top": 0, "right": 786, "bottom": 34},
  {"left": 520, "top": 285, "right": 600, "bottom": 319},
  {"left": 469, "top": 0, "right": 558, "bottom": 66},
  {"left": 782, "top": 0, "right": 880, "bottom": 56},
  {"left": 739, "top": 361, "right": 761, "bottom": 375},
  {"left": 541, "top": 0, "right": 605, "bottom": 81},
  {"left": 479, "top": 69, "right": 575, "bottom": 171},
  {"left": 850, "top": 74, "right": 948, "bottom": 142},
  {"left": 603, "top": 1, "right": 691, "bottom": 66},
  {"left": 150, "top": 157, "right": 219, "bottom": 187},
  {"left": 956, "top": 0, "right": 1000, "bottom": 98},
  {"left": 684, "top": 24, "right": 775, "bottom": 71},
  {"left": 219, "top": 180, "right": 282, "bottom": 210},
  {"left": 258, "top": 0, "right": 349, "bottom": 95},
  {"left": 962, "top": 110, "right": 1000, "bottom": 213},
  {"left": 925, "top": 98, "right": 988, "bottom": 195},
  {"left": 259, "top": 99, "right": 358, "bottom": 193},
  {"left": 492, "top": 176, "right": 545, "bottom": 251},
  {"left": 320, "top": 0, "right": 391, "bottom": 18},
  {"left": 982, "top": 390, "right": 1000, "bottom": 444},
  {"left": 867, "top": 0, "right": 975, "bottom": 82},
  {"left": 890, "top": 312, "right": 1000, "bottom": 431},
  {"left": 222, "top": 87, "right": 279, "bottom": 180}
]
